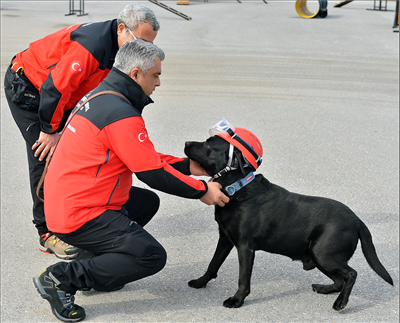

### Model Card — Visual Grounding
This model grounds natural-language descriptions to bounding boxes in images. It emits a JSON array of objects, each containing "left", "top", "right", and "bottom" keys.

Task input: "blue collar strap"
[{"left": 222, "top": 172, "right": 255, "bottom": 197}]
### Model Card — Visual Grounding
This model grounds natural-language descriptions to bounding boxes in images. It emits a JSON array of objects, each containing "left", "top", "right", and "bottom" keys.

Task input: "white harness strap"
[
  {"left": 227, "top": 143, "right": 234, "bottom": 167},
  {"left": 210, "top": 144, "right": 238, "bottom": 181}
]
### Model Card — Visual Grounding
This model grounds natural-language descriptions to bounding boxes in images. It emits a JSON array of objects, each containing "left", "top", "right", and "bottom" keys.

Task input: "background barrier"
[{"left": 65, "top": 0, "right": 87, "bottom": 17}]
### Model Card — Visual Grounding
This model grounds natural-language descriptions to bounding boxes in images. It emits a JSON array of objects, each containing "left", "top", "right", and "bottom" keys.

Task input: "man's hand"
[
  {"left": 32, "top": 132, "right": 60, "bottom": 161},
  {"left": 200, "top": 181, "right": 230, "bottom": 207},
  {"left": 189, "top": 159, "right": 209, "bottom": 177}
]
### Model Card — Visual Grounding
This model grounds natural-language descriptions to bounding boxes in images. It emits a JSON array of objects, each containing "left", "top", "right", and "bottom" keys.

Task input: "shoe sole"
[
  {"left": 38, "top": 246, "right": 78, "bottom": 260},
  {"left": 33, "top": 276, "right": 85, "bottom": 322}
]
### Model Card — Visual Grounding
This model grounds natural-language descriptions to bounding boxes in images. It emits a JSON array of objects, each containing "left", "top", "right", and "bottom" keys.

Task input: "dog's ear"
[{"left": 233, "top": 149, "right": 246, "bottom": 175}]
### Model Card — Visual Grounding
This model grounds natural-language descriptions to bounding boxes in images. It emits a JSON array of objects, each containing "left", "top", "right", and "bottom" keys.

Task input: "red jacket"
[
  {"left": 15, "top": 20, "right": 119, "bottom": 134},
  {"left": 44, "top": 68, "right": 207, "bottom": 234}
]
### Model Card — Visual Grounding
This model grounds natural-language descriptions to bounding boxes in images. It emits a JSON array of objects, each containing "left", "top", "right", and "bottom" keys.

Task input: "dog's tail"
[{"left": 359, "top": 221, "right": 393, "bottom": 285}]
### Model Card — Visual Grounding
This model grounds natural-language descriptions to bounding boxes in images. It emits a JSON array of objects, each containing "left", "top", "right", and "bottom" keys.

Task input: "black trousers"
[
  {"left": 4, "top": 67, "right": 48, "bottom": 235},
  {"left": 48, "top": 187, "right": 166, "bottom": 293}
]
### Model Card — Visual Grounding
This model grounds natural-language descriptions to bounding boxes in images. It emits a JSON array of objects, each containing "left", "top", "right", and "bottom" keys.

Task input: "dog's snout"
[{"left": 184, "top": 141, "right": 193, "bottom": 157}]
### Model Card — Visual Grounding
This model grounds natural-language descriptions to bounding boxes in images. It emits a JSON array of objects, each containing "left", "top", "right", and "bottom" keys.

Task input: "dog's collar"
[
  {"left": 221, "top": 172, "right": 255, "bottom": 197},
  {"left": 209, "top": 143, "right": 255, "bottom": 196}
]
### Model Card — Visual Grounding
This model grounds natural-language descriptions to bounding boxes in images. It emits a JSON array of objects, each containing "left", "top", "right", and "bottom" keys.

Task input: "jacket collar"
[{"left": 103, "top": 67, "right": 154, "bottom": 113}]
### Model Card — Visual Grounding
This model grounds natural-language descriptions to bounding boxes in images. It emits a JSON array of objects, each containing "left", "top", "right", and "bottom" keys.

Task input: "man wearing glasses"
[{"left": 4, "top": 4, "right": 159, "bottom": 260}]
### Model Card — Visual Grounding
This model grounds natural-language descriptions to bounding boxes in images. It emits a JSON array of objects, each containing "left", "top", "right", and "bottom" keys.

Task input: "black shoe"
[{"left": 33, "top": 270, "right": 86, "bottom": 322}]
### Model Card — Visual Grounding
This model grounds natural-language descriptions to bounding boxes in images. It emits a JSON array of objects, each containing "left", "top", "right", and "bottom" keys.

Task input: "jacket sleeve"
[
  {"left": 102, "top": 116, "right": 207, "bottom": 199},
  {"left": 39, "top": 42, "right": 101, "bottom": 134},
  {"left": 158, "top": 153, "right": 191, "bottom": 175}
]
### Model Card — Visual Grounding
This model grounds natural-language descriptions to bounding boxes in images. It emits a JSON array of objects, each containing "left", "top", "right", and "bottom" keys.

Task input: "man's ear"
[
  {"left": 129, "top": 68, "right": 140, "bottom": 82},
  {"left": 233, "top": 149, "right": 246, "bottom": 174},
  {"left": 117, "top": 23, "right": 126, "bottom": 35}
]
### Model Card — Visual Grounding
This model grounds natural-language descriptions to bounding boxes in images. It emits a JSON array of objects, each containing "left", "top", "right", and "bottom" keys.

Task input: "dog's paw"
[
  {"left": 188, "top": 278, "right": 207, "bottom": 289},
  {"left": 312, "top": 283, "right": 339, "bottom": 294},
  {"left": 333, "top": 295, "right": 348, "bottom": 311},
  {"left": 188, "top": 273, "right": 217, "bottom": 289},
  {"left": 223, "top": 296, "right": 244, "bottom": 308}
]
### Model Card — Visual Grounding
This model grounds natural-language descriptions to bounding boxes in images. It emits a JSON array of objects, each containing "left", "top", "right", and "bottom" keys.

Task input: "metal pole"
[
  {"left": 77, "top": 0, "right": 88, "bottom": 17},
  {"left": 394, "top": 0, "right": 399, "bottom": 29},
  {"left": 65, "top": 0, "right": 76, "bottom": 16},
  {"left": 367, "top": 0, "right": 392, "bottom": 11}
]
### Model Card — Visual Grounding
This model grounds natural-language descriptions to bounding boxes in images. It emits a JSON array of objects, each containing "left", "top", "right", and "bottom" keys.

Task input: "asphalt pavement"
[{"left": 1, "top": 1, "right": 399, "bottom": 322}]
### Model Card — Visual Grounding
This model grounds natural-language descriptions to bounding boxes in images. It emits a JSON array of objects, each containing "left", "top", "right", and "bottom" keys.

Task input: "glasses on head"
[
  {"left": 209, "top": 119, "right": 235, "bottom": 137},
  {"left": 128, "top": 29, "right": 137, "bottom": 40}
]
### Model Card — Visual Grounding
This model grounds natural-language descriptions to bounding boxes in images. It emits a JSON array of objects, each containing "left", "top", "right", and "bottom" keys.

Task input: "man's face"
[
  {"left": 117, "top": 22, "right": 157, "bottom": 47},
  {"left": 131, "top": 58, "right": 161, "bottom": 97}
]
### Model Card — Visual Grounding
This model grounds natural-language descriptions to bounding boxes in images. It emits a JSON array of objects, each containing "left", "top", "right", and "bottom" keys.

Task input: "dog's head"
[{"left": 184, "top": 136, "right": 249, "bottom": 179}]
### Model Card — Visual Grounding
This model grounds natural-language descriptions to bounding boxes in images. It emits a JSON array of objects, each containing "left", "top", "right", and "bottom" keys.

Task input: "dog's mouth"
[
  {"left": 184, "top": 141, "right": 219, "bottom": 176},
  {"left": 185, "top": 138, "right": 238, "bottom": 178},
  {"left": 184, "top": 141, "right": 207, "bottom": 167},
  {"left": 184, "top": 141, "right": 197, "bottom": 160}
]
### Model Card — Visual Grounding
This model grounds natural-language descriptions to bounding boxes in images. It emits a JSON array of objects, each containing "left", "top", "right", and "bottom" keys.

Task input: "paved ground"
[{"left": 1, "top": 1, "right": 399, "bottom": 322}]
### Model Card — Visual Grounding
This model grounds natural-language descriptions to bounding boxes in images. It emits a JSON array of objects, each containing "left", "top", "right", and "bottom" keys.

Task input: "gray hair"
[
  {"left": 114, "top": 39, "right": 165, "bottom": 76},
  {"left": 117, "top": 4, "right": 160, "bottom": 32}
]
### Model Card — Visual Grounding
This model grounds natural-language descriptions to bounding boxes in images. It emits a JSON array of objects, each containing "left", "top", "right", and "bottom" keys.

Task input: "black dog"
[{"left": 184, "top": 136, "right": 393, "bottom": 311}]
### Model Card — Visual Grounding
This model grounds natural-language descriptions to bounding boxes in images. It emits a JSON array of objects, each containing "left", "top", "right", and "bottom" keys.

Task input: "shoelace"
[
  {"left": 51, "top": 236, "right": 69, "bottom": 247},
  {"left": 57, "top": 290, "right": 76, "bottom": 310}
]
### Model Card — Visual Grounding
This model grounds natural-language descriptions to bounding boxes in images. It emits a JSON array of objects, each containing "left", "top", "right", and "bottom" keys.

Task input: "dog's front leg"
[
  {"left": 223, "top": 246, "right": 255, "bottom": 308},
  {"left": 188, "top": 233, "right": 233, "bottom": 289}
]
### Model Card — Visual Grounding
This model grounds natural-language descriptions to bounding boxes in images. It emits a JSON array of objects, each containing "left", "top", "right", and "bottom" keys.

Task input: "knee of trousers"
[
  {"left": 140, "top": 239, "right": 167, "bottom": 275},
  {"left": 138, "top": 189, "right": 160, "bottom": 216},
  {"left": 151, "top": 192, "right": 161, "bottom": 214},
  {"left": 116, "top": 232, "right": 167, "bottom": 274},
  {"left": 150, "top": 243, "right": 167, "bottom": 274},
  {"left": 140, "top": 190, "right": 160, "bottom": 220}
]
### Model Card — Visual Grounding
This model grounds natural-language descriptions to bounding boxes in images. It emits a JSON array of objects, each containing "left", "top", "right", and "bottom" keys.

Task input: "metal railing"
[{"left": 65, "top": 0, "right": 88, "bottom": 17}]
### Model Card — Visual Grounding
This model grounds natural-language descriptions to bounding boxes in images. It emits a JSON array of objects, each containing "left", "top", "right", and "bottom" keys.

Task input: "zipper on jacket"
[
  {"left": 96, "top": 149, "right": 110, "bottom": 177},
  {"left": 106, "top": 174, "right": 121, "bottom": 205}
]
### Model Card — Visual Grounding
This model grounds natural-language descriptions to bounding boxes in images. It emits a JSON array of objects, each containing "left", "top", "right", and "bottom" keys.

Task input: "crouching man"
[{"left": 33, "top": 40, "right": 229, "bottom": 322}]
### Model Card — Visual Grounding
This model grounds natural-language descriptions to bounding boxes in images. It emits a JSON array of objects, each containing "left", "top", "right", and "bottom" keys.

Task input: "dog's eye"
[{"left": 204, "top": 142, "right": 210, "bottom": 149}]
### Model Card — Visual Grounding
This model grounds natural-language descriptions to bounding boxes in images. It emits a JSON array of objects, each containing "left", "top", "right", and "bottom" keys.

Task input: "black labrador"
[{"left": 184, "top": 135, "right": 393, "bottom": 311}]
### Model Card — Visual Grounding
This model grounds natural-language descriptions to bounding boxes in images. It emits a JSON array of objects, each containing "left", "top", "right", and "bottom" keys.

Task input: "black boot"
[{"left": 33, "top": 269, "right": 85, "bottom": 322}]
